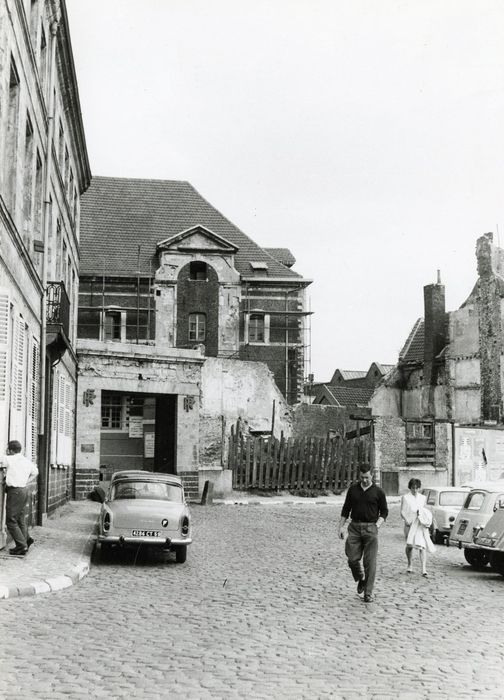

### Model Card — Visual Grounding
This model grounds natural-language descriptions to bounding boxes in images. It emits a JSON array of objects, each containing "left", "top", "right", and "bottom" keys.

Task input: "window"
[
  {"left": 39, "top": 23, "right": 47, "bottom": 90},
  {"left": 249, "top": 314, "right": 265, "bottom": 342},
  {"left": 5, "top": 60, "right": 21, "bottom": 206},
  {"left": 439, "top": 491, "right": 467, "bottom": 507},
  {"left": 104, "top": 311, "right": 121, "bottom": 341},
  {"left": 55, "top": 219, "right": 62, "bottom": 279},
  {"left": 426, "top": 491, "right": 435, "bottom": 506},
  {"left": 189, "top": 312, "right": 206, "bottom": 342},
  {"left": 101, "top": 394, "right": 124, "bottom": 429},
  {"left": 464, "top": 492, "right": 485, "bottom": 511},
  {"left": 406, "top": 422, "right": 433, "bottom": 439},
  {"left": 23, "top": 115, "right": 34, "bottom": 236},
  {"left": 189, "top": 261, "right": 207, "bottom": 280},
  {"left": 58, "top": 120, "right": 64, "bottom": 166}
]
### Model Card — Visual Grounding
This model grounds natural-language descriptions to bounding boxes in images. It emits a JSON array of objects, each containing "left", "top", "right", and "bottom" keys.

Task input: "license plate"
[
  {"left": 458, "top": 522, "right": 467, "bottom": 535},
  {"left": 131, "top": 530, "right": 161, "bottom": 537},
  {"left": 478, "top": 537, "right": 492, "bottom": 546}
]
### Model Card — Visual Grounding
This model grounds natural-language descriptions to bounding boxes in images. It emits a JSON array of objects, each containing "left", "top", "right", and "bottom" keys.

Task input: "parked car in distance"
[
  {"left": 449, "top": 482, "right": 504, "bottom": 569},
  {"left": 96, "top": 470, "right": 192, "bottom": 563},
  {"left": 421, "top": 486, "right": 470, "bottom": 543},
  {"left": 472, "top": 504, "right": 504, "bottom": 576}
]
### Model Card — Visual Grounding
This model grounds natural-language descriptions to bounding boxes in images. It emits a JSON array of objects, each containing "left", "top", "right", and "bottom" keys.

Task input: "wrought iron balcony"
[{"left": 46, "top": 281, "right": 71, "bottom": 356}]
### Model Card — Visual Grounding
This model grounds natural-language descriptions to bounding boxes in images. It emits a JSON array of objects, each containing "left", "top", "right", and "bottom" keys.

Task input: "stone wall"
[
  {"left": 373, "top": 417, "right": 405, "bottom": 492},
  {"left": 48, "top": 465, "right": 73, "bottom": 513},
  {"left": 291, "top": 403, "right": 355, "bottom": 438}
]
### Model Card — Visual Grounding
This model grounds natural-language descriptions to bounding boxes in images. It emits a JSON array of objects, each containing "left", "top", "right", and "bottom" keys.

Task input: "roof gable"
[{"left": 157, "top": 225, "right": 238, "bottom": 254}]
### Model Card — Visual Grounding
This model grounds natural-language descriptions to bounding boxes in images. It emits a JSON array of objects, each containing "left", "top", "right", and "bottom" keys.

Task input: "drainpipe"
[{"left": 37, "top": 16, "right": 59, "bottom": 525}]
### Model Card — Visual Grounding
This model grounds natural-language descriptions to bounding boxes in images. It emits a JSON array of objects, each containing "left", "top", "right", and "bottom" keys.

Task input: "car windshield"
[
  {"left": 111, "top": 481, "right": 183, "bottom": 502},
  {"left": 463, "top": 491, "right": 485, "bottom": 511},
  {"left": 439, "top": 491, "right": 467, "bottom": 506}
]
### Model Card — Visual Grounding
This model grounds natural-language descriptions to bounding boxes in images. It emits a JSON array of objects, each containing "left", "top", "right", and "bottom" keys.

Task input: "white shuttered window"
[{"left": 0, "top": 290, "right": 11, "bottom": 452}]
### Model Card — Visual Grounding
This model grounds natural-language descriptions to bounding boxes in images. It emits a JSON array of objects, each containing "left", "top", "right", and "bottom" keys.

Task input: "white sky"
[{"left": 65, "top": 0, "right": 504, "bottom": 381}]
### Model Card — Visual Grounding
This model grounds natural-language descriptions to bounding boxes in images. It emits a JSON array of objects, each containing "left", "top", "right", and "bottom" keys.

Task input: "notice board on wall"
[{"left": 144, "top": 432, "right": 155, "bottom": 458}]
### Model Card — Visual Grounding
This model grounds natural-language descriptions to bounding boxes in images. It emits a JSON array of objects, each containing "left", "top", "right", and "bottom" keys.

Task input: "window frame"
[
  {"left": 246, "top": 312, "right": 270, "bottom": 344},
  {"left": 188, "top": 312, "right": 206, "bottom": 342},
  {"left": 102, "top": 310, "right": 123, "bottom": 342}
]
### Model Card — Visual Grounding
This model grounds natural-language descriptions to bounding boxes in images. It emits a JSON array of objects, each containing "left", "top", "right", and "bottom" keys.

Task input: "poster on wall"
[
  {"left": 144, "top": 432, "right": 155, "bottom": 458},
  {"left": 129, "top": 416, "right": 143, "bottom": 438},
  {"left": 455, "top": 427, "right": 504, "bottom": 484}
]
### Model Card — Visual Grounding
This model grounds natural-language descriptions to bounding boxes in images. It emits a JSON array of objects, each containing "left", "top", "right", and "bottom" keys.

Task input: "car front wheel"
[
  {"left": 490, "top": 551, "right": 504, "bottom": 576},
  {"left": 464, "top": 548, "right": 490, "bottom": 570},
  {"left": 174, "top": 545, "right": 187, "bottom": 564}
]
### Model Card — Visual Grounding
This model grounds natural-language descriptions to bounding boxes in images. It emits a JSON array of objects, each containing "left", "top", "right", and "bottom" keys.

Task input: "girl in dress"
[{"left": 400, "top": 478, "right": 435, "bottom": 576}]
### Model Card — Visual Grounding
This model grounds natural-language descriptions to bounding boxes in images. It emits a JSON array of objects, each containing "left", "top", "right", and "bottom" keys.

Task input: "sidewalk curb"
[{"left": 0, "top": 519, "right": 98, "bottom": 601}]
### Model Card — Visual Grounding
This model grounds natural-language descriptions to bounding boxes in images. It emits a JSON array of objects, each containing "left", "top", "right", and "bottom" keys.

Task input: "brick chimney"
[{"left": 423, "top": 271, "right": 446, "bottom": 385}]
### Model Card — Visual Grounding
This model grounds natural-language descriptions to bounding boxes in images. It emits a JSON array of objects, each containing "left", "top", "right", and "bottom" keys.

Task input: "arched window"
[{"left": 188, "top": 313, "right": 206, "bottom": 342}]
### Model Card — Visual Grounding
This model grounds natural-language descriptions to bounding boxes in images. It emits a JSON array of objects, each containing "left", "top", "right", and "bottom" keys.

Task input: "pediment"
[{"left": 157, "top": 225, "right": 238, "bottom": 255}]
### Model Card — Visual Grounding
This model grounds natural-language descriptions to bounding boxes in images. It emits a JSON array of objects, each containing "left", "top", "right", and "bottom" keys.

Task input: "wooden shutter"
[
  {"left": 10, "top": 316, "right": 27, "bottom": 441},
  {"left": 0, "top": 290, "right": 11, "bottom": 452},
  {"left": 26, "top": 338, "right": 40, "bottom": 463}
]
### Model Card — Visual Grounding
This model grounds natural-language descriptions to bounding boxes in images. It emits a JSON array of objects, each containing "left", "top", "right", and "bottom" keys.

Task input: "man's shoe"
[
  {"left": 363, "top": 594, "right": 374, "bottom": 603},
  {"left": 9, "top": 546, "right": 28, "bottom": 556},
  {"left": 26, "top": 537, "right": 34, "bottom": 549},
  {"left": 357, "top": 578, "right": 366, "bottom": 595}
]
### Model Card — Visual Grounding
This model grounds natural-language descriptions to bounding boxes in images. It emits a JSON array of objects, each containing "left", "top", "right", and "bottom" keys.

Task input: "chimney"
[{"left": 423, "top": 272, "right": 446, "bottom": 385}]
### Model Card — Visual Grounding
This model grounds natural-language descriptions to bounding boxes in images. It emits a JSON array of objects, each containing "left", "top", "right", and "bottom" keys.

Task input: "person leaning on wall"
[{"left": 2, "top": 440, "right": 38, "bottom": 556}]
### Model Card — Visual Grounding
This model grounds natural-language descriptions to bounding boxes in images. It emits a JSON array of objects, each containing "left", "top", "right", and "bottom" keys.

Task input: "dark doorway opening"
[{"left": 154, "top": 395, "right": 177, "bottom": 473}]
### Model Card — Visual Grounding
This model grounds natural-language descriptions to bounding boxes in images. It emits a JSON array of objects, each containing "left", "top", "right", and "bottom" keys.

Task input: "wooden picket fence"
[{"left": 228, "top": 424, "right": 373, "bottom": 492}]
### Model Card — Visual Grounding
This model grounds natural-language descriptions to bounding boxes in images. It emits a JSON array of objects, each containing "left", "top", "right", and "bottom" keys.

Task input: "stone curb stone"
[{"left": 0, "top": 514, "right": 99, "bottom": 601}]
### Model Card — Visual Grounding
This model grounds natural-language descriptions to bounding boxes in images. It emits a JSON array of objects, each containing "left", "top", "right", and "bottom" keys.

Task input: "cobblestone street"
[{"left": 1, "top": 502, "right": 503, "bottom": 699}]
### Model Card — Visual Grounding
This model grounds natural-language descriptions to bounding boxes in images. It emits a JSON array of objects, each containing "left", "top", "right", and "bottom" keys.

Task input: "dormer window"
[
  {"left": 190, "top": 261, "right": 207, "bottom": 281},
  {"left": 250, "top": 261, "right": 268, "bottom": 273}
]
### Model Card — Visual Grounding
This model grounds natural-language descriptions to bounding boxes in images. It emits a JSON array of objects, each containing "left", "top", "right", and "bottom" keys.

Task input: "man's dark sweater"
[{"left": 341, "top": 482, "right": 389, "bottom": 523}]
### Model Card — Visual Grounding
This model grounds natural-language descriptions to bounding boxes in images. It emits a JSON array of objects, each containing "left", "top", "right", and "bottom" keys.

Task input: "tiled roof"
[
  {"left": 374, "top": 363, "right": 395, "bottom": 375},
  {"left": 80, "top": 177, "right": 303, "bottom": 279},
  {"left": 324, "top": 385, "right": 375, "bottom": 406},
  {"left": 399, "top": 318, "right": 424, "bottom": 363},
  {"left": 339, "top": 370, "right": 367, "bottom": 380},
  {"left": 264, "top": 248, "right": 296, "bottom": 267}
]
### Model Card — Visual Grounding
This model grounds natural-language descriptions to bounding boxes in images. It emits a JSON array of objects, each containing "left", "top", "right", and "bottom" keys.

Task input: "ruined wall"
[
  {"left": 369, "top": 384, "right": 401, "bottom": 418},
  {"left": 373, "top": 417, "right": 405, "bottom": 477},
  {"left": 434, "top": 422, "right": 452, "bottom": 476},
  {"left": 476, "top": 233, "right": 504, "bottom": 422},
  {"left": 199, "top": 357, "right": 292, "bottom": 469}
]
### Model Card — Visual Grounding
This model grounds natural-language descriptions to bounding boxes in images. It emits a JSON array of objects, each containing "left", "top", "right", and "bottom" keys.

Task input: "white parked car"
[
  {"left": 421, "top": 486, "right": 469, "bottom": 543},
  {"left": 96, "top": 470, "right": 192, "bottom": 563}
]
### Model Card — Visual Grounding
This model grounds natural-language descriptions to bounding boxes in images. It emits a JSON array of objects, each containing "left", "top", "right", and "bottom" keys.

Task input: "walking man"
[
  {"left": 338, "top": 465, "right": 388, "bottom": 603},
  {"left": 3, "top": 440, "right": 38, "bottom": 556}
]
